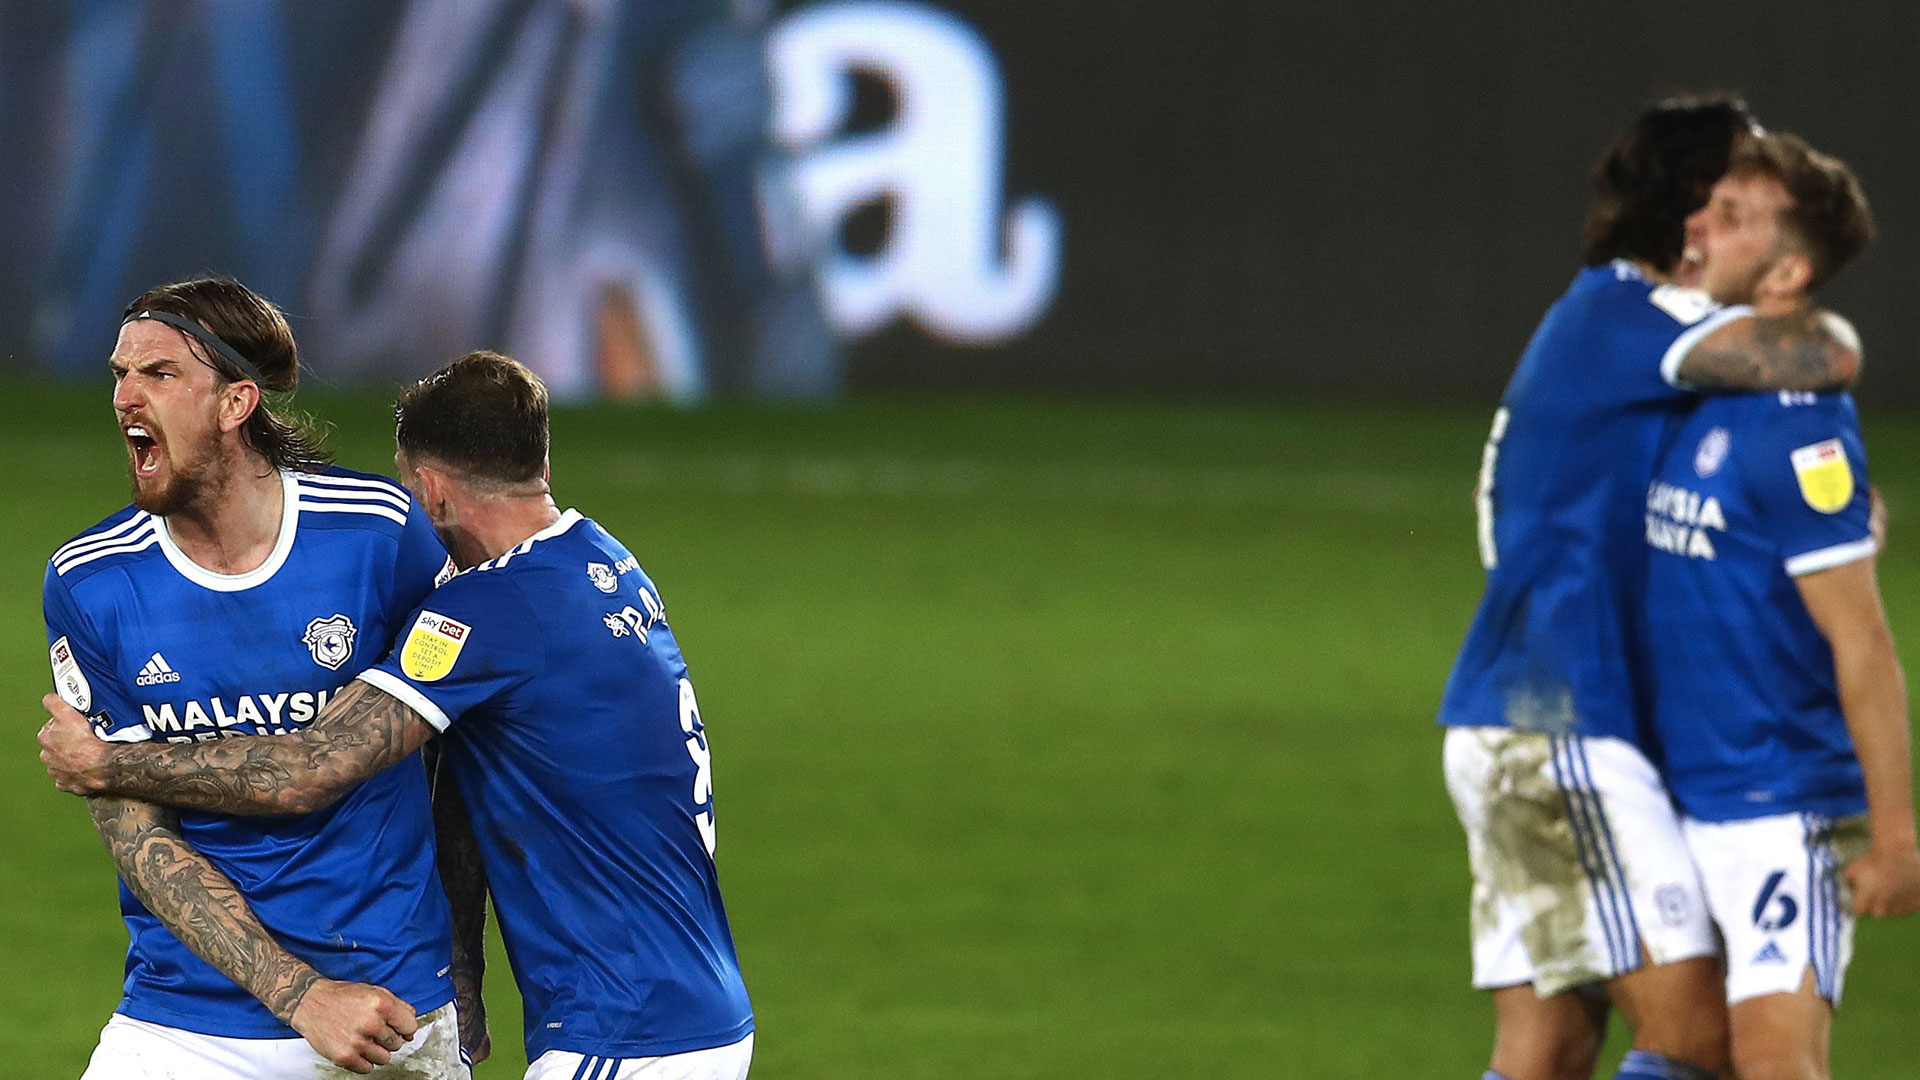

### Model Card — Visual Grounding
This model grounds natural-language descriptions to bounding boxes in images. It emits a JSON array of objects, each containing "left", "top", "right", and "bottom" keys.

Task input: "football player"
[
  {"left": 43, "top": 351, "right": 756, "bottom": 1080},
  {"left": 1643, "top": 132, "right": 1920, "bottom": 1080},
  {"left": 41, "top": 278, "right": 464, "bottom": 1077},
  {"left": 1439, "top": 98, "right": 1863, "bottom": 1080}
]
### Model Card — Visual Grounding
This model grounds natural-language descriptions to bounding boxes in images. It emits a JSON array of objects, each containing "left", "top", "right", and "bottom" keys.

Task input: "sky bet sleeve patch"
[
  {"left": 1790, "top": 438, "right": 1854, "bottom": 514},
  {"left": 400, "top": 610, "right": 471, "bottom": 682}
]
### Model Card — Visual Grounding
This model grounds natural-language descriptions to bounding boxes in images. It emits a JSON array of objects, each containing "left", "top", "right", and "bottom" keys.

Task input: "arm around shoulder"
[
  {"left": 1674, "top": 308, "right": 1861, "bottom": 392},
  {"left": 43, "top": 680, "right": 439, "bottom": 817}
]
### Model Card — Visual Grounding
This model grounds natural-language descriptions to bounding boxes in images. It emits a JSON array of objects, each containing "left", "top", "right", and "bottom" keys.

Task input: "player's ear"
[
  {"left": 219, "top": 381, "right": 261, "bottom": 433},
  {"left": 1764, "top": 252, "right": 1814, "bottom": 297},
  {"left": 415, "top": 465, "right": 450, "bottom": 512}
]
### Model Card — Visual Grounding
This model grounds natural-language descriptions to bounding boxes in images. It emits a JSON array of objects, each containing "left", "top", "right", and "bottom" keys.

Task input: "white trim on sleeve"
[
  {"left": 1784, "top": 536, "right": 1878, "bottom": 577},
  {"left": 355, "top": 668, "right": 453, "bottom": 732},
  {"left": 1661, "top": 304, "right": 1758, "bottom": 388}
]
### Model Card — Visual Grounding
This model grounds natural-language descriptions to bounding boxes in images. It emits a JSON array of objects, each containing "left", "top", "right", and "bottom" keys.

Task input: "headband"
[{"left": 124, "top": 310, "right": 267, "bottom": 387}]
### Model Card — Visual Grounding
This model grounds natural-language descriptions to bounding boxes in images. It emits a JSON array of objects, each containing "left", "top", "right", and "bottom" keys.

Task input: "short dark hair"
[
  {"left": 122, "top": 278, "right": 331, "bottom": 472},
  {"left": 1728, "top": 132, "right": 1875, "bottom": 292},
  {"left": 1583, "top": 94, "right": 1758, "bottom": 272},
  {"left": 394, "top": 351, "right": 550, "bottom": 484}
]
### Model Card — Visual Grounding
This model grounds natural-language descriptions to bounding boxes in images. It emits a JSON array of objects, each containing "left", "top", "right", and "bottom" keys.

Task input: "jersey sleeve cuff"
[
  {"left": 355, "top": 668, "right": 452, "bottom": 732},
  {"left": 1784, "top": 536, "right": 1878, "bottom": 577},
  {"left": 1661, "top": 304, "right": 1758, "bottom": 388}
]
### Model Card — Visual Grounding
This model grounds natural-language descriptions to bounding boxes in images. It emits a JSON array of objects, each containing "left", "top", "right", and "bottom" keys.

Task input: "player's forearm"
[
  {"left": 427, "top": 750, "right": 490, "bottom": 1052},
  {"left": 86, "top": 795, "right": 322, "bottom": 1022},
  {"left": 1834, "top": 635, "right": 1918, "bottom": 850},
  {"left": 92, "top": 737, "right": 325, "bottom": 816},
  {"left": 90, "top": 681, "right": 430, "bottom": 817},
  {"left": 429, "top": 753, "right": 489, "bottom": 984},
  {"left": 1676, "top": 309, "right": 1859, "bottom": 392}
]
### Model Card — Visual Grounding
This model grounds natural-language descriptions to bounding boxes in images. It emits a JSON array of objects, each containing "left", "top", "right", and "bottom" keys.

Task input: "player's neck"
[
  {"left": 1751, "top": 292, "right": 1811, "bottom": 319},
  {"left": 164, "top": 458, "right": 284, "bottom": 574},
  {"left": 451, "top": 495, "right": 564, "bottom": 568}
]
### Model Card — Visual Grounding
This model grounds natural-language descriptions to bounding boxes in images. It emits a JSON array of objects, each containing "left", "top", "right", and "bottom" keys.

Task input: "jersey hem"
[
  {"left": 528, "top": 1017, "right": 755, "bottom": 1062},
  {"left": 115, "top": 991, "right": 453, "bottom": 1041},
  {"left": 1677, "top": 795, "right": 1869, "bottom": 824}
]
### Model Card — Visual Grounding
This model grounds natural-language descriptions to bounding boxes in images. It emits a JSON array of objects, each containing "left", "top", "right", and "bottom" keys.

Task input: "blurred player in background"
[
  {"left": 1642, "top": 133, "right": 1920, "bottom": 1080},
  {"left": 43, "top": 352, "right": 756, "bottom": 1080},
  {"left": 40, "top": 278, "right": 464, "bottom": 1077},
  {"left": 1437, "top": 97, "right": 1867, "bottom": 1080}
]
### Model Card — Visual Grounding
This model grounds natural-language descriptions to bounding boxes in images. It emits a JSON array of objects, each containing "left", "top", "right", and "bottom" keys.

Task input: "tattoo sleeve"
[
  {"left": 92, "top": 681, "right": 437, "bottom": 817},
  {"left": 426, "top": 744, "right": 490, "bottom": 1052},
  {"left": 1674, "top": 310, "right": 1860, "bottom": 392},
  {"left": 86, "top": 795, "right": 320, "bottom": 1022}
]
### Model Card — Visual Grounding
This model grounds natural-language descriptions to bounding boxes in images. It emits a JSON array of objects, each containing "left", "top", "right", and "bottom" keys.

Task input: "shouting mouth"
[
  {"left": 1675, "top": 245, "right": 1705, "bottom": 289},
  {"left": 125, "top": 424, "right": 161, "bottom": 478}
]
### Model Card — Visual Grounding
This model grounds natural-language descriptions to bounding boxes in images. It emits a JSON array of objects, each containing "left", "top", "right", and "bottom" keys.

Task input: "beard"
[{"left": 129, "top": 434, "right": 222, "bottom": 517}]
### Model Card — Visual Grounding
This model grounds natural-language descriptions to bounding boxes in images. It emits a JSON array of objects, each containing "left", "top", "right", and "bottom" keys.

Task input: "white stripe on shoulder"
[
  {"left": 297, "top": 486, "right": 410, "bottom": 512},
  {"left": 53, "top": 512, "right": 154, "bottom": 563},
  {"left": 55, "top": 528, "right": 159, "bottom": 575},
  {"left": 1785, "top": 536, "right": 1877, "bottom": 577},
  {"left": 298, "top": 475, "right": 411, "bottom": 509},
  {"left": 296, "top": 499, "right": 408, "bottom": 526}
]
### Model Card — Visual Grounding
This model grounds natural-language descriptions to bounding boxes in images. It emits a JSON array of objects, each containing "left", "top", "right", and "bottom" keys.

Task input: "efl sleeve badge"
[
  {"left": 399, "top": 610, "right": 472, "bottom": 682},
  {"left": 1790, "top": 439, "right": 1854, "bottom": 515},
  {"left": 49, "top": 635, "right": 93, "bottom": 713}
]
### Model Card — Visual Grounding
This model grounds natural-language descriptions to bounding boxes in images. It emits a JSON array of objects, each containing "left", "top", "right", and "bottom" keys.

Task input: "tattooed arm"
[
  {"left": 426, "top": 744, "right": 492, "bottom": 1063},
  {"left": 1675, "top": 309, "right": 1862, "bottom": 392},
  {"left": 86, "top": 795, "right": 419, "bottom": 1072},
  {"left": 40, "top": 680, "right": 437, "bottom": 816}
]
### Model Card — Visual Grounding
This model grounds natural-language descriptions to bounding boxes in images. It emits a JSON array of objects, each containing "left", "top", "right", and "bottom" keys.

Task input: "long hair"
[
  {"left": 123, "top": 278, "right": 332, "bottom": 472},
  {"left": 1583, "top": 94, "right": 1758, "bottom": 273}
]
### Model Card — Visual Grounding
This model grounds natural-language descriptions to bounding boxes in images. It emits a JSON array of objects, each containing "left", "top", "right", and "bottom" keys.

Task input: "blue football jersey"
[
  {"left": 43, "top": 468, "right": 457, "bottom": 1038},
  {"left": 360, "top": 510, "right": 753, "bottom": 1060},
  {"left": 1438, "top": 261, "right": 1753, "bottom": 741},
  {"left": 1642, "top": 392, "right": 1874, "bottom": 821}
]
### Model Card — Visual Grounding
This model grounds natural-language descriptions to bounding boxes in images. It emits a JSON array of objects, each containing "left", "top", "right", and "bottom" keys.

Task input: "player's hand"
[
  {"left": 1869, "top": 485, "right": 1889, "bottom": 550},
  {"left": 288, "top": 979, "right": 420, "bottom": 1074},
  {"left": 38, "top": 693, "right": 112, "bottom": 795},
  {"left": 1844, "top": 844, "right": 1920, "bottom": 918},
  {"left": 456, "top": 982, "right": 491, "bottom": 1064}
]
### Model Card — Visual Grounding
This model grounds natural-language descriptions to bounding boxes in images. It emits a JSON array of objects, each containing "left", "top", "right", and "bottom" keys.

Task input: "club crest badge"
[
  {"left": 587, "top": 562, "right": 619, "bottom": 594},
  {"left": 1790, "top": 439, "right": 1853, "bottom": 514},
  {"left": 400, "top": 610, "right": 471, "bottom": 682},
  {"left": 303, "top": 614, "right": 358, "bottom": 671},
  {"left": 1693, "top": 427, "right": 1730, "bottom": 478}
]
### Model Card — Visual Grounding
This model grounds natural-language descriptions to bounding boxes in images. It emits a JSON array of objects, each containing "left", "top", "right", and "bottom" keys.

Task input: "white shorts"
[
  {"left": 1682, "top": 812, "right": 1867, "bottom": 1006},
  {"left": 1444, "top": 727, "right": 1717, "bottom": 996},
  {"left": 526, "top": 1033, "right": 753, "bottom": 1080},
  {"left": 80, "top": 1003, "right": 467, "bottom": 1080}
]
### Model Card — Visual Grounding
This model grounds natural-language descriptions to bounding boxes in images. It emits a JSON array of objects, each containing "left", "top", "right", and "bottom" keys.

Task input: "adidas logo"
[
  {"left": 135, "top": 652, "right": 182, "bottom": 687},
  {"left": 1752, "top": 940, "right": 1789, "bottom": 965}
]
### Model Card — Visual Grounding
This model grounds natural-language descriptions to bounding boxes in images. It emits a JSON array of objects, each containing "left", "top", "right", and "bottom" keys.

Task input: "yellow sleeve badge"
[
  {"left": 1790, "top": 439, "right": 1854, "bottom": 514},
  {"left": 400, "top": 611, "right": 471, "bottom": 682}
]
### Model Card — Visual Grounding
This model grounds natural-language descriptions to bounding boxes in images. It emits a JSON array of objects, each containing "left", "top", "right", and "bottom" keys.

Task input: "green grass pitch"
[{"left": 1, "top": 380, "right": 1916, "bottom": 1077}]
